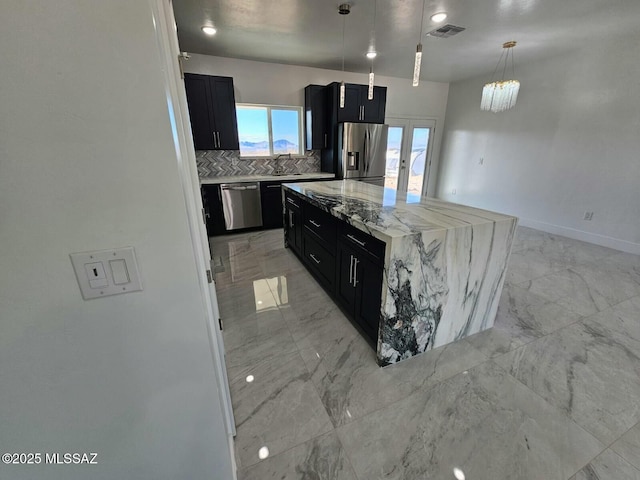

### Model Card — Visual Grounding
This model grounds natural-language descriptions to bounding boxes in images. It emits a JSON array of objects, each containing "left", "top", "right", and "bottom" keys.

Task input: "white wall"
[
  {"left": 185, "top": 54, "right": 450, "bottom": 195},
  {"left": 437, "top": 34, "right": 640, "bottom": 254},
  {"left": 0, "top": 1, "right": 234, "bottom": 479}
]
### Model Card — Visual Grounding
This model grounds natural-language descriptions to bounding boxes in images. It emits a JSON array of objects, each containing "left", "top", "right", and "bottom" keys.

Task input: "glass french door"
[{"left": 384, "top": 119, "right": 435, "bottom": 198}]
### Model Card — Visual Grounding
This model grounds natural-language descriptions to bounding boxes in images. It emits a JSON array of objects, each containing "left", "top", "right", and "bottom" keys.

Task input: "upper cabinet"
[
  {"left": 328, "top": 82, "right": 387, "bottom": 124},
  {"left": 304, "top": 85, "right": 328, "bottom": 150},
  {"left": 184, "top": 74, "right": 239, "bottom": 151}
]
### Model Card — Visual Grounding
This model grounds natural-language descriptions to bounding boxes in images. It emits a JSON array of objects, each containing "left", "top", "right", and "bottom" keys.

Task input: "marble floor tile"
[
  {"left": 237, "top": 431, "right": 357, "bottom": 480},
  {"left": 517, "top": 266, "right": 631, "bottom": 317},
  {"left": 496, "top": 283, "right": 583, "bottom": 339},
  {"left": 301, "top": 334, "right": 488, "bottom": 427},
  {"left": 230, "top": 352, "right": 333, "bottom": 469},
  {"left": 585, "top": 296, "right": 640, "bottom": 343},
  {"left": 464, "top": 324, "right": 530, "bottom": 357},
  {"left": 224, "top": 310, "right": 299, "bottom": 380},
  {"left": 611, "top": 422, "right": 640, "bottom": 471},
  {"left": 337, "top": 361, "right": 603, "bottom": 480},
  {"left": 495, "top": 320, "right": 640, "bottom": 445},
  {"left": 505, "top": 248, "right": 567, "bottom": 285},
  {"left": 510, "top": 226, "right": 554, "bottom": 252},
  {"left": 569, "top": 449, "right": 640, "bottom": 480}
]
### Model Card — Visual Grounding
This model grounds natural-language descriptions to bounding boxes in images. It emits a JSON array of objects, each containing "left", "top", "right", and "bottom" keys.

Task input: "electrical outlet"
[{"left": 583, "top": 211, "right": 594, "bottom": 221}]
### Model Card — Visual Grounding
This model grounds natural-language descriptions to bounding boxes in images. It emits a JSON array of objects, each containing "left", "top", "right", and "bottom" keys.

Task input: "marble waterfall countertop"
[
  {"left": 199, "top": 172, "right": 335, "bottom": 185},
  {"left": 283, "top": 180, "right": 518, "bottom": 365}
]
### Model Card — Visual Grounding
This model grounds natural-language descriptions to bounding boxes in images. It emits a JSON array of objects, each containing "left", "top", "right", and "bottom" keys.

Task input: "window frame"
[{"left": 236, "top": 103, "right": 304, "bottom": 158}]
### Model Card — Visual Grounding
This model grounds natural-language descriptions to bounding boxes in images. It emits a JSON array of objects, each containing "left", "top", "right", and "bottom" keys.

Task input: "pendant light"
[
  {"left": 338, "top": 4, "right": 351, "bottom": 108},
  {"left": 481, "top": 41, "right": 520, "bottom": 113},
  {"left": 367, "top": 0, "right": 377, "bottom": 100},
  {"left": 413, "top": 0, "right": 426, "bottom": 86}
]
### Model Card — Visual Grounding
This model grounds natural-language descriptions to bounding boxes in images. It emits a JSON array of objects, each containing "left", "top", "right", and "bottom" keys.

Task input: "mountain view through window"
[{"left": 236, "top": 105, "right": 302, "bottom": 156}]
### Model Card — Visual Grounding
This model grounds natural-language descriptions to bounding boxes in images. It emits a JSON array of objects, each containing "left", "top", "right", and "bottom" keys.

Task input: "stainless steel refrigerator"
[{"left": 337, "top": 123, "right": 389, "bottom": 186}]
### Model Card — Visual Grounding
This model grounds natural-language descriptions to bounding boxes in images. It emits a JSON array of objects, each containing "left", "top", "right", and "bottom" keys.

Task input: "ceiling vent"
[{"left": 426, "top": 24, "right": 466, "bottom": 39}]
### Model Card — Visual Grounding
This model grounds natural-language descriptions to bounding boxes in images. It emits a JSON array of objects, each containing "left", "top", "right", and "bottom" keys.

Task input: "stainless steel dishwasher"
[{"left": 220, "top": 182, "right": 263, "bottom": 231}]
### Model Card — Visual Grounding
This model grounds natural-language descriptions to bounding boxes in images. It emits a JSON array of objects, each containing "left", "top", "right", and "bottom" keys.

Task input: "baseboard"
[{"left": 519, "top": 218, "right": 640, "bottom": 255}]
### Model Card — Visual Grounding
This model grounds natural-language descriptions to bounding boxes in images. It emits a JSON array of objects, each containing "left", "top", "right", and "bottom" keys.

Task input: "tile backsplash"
[{"left": 196, "top": 150, "right": 321, "bottom": 177}]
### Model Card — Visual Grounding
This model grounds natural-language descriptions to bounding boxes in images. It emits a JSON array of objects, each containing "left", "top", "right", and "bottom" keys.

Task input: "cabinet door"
[
  {"left": 305, "top": 85, "right": 328, "bottom": 150},
  {"left": 184, "top": 74, "right": 216, "bottom": 150},
  {"left": 260, "top": 182, "right": 283, "bottom": 229},
  {"left": 209, "top": 77, "right": 240, "bottom": 150},
  {"left": 201, "top": 185, "right": 226, "bottom": 236},
  {"left": 336, "top": 242, "right": 358, "bottom": 314},
  {"left": 336, "top": 84, "right": 362, "bottom": 123},
  {"left": 285, "top": 195, "right": 302, "bottom": 254},
  {"left": 362, "top": 86, "right": 387, "bottom": 124},
  {"left": 354, "top": 255, "right": 383, "bottom": 339}
]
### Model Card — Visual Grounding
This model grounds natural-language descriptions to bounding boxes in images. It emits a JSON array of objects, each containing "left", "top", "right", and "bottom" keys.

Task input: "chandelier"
[{"left": 481, "top": 41, "right": 520, "bottom": 113}]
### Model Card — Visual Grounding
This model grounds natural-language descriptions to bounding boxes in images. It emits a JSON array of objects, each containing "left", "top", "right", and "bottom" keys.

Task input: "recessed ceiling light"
[
  {"left": 366, "top": 51, "right": 377, "bottom": 59},
  {"left": 201, "top": 26, "right": 217, "bottom": 35},
  {"left": 430, "top": 12, "right": 447, "bottom": 23}
]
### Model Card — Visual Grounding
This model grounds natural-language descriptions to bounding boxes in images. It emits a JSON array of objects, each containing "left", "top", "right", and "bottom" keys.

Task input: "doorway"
[{"left": 384, "top": 118, "right": 436, "bottom": 198}]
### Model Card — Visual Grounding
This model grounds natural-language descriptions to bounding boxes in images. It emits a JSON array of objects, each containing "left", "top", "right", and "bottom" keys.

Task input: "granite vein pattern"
[{"left": 283, "top": 180, "right": 518, "bottom": 365}]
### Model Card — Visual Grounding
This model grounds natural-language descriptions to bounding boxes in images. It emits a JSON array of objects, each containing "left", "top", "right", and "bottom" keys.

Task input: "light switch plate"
[{"left": 70, "top": 247, "right": 143, "bottom": 300}]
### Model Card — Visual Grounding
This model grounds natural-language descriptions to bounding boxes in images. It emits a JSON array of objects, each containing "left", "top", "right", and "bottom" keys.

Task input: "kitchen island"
[{"left": 282, "top": 180, "right": 518, "bottom": 366}]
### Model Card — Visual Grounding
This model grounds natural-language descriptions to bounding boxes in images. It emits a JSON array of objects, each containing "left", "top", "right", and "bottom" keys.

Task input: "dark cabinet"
[
  {"left": 201, "top": 185, "right": 226, "bottom": 236},
  {"left": 304, "top": 85, "right": 328, "bottom": 150},
  {"left": 336, "top": 237, "right": 384, "bottom": 341},
  {"left": 284, "top": 193, "right": 302, "bottom": 255},
  {"left": 260, "top": 181, "right": 284, "bottom": 229},
  {"left": 328, "top": 82, "right": 387, "bottom": 124},
  {"left": 184, "top": 74, "right": 239, "bottom": 151}
]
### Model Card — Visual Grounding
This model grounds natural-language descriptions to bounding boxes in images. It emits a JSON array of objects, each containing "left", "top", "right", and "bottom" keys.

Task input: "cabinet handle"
[
  {"left": 266, "top": 185, "right": 281, "bottom": 189},
  {"left": 346, "top": 234, "right": 366, "bottom": 247},
  {"left": 289, "top": 210, "right": 294, "bottom": 227},
  {"left": 349, "top": 255, "right": 354, "bottom": 285},
  {"left": 286, "top": 198, "right": 299, "bottom": 208},
  {"left": 309, "top": 220, "right": 321, "bottom": 228},
  {"left": 309, "top": 253, "right": 321, "bottom": 264},
  {"left": 362, "top": 105, "right": 365, "bottom": 120},
  {"left": 216, "top": 131, "right": 221, "bottom": 148},
  {"left": 352, "top": 257, "right": 359, "bottom": 287},
  {"left": 324, "top": 133, "right": 327, "bottom": 148},
  {"left": 213, "top": 131, "right": 218, "bottom": 148}
]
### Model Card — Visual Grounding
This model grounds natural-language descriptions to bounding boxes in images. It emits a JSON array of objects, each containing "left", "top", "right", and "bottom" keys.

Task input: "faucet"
[{"left": 273, "top": 153, "right": 291, "bottom": 175}]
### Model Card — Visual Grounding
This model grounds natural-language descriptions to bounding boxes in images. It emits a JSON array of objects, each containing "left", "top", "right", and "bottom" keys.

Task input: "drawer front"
[
  {"left": 303, "top": 232, "right": 335, "bottom": 291},
  {"left": 303, "top": 203, "right": 337, "bottom": 251},
  {"left": 340, "top": 223, "right": 386, "bottom": 265},
  {"left": 284, "top": 192, "right": 302, "bottom": 213}
]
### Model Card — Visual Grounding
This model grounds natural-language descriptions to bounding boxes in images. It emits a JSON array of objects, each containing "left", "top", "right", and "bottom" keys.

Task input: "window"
[{"left": 236, "top": 104, "right": 303, "bottom": 157}]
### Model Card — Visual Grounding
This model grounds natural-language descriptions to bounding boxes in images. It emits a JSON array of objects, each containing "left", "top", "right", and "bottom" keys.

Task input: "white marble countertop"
[
  {"left": 199, "top": 172, "right": 335, "bottom": 185},
  {"left": 283, "top": 180, "right": 517, "bottom": 241}
]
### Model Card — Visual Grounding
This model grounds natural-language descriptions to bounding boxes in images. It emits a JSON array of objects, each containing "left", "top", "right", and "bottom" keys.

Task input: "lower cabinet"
[
  {"left": 284, "top": 192, "right": 302, "bottom": 255},
  {"left": 201, "top": 185, "right": 226, "bottom": 236},
  {"left": 336, "top": 239, "right": 384, "bottom": 342},
  {"left": 284, "top": 190, "right": 385, "bottom": 345},
  {"left": 260, "top": 181, "right": 284, "bottom": 228}
]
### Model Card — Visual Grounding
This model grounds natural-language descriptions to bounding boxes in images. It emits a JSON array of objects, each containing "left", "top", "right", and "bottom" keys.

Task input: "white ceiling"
[{"left": 173, "top": 0, "right": 640, "bottom": 83}]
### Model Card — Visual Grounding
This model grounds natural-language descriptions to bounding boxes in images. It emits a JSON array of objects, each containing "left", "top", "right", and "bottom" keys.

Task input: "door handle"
[{"left": 309, "top": 253, "right": 321, "bottom": 264}]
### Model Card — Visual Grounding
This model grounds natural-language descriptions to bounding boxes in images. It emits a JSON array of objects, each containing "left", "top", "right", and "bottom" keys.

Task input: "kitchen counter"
[
  {"left": 199, "top": 172, "right": 335, "bottom": 185},
  {"left": 283, "top": 180, "right": 518, "bottom": 365}
]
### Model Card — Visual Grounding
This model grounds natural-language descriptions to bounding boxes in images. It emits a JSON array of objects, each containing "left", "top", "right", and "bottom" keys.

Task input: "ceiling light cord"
[{"left": 418, "top": 0, "right": 426, "bottom": 40}]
